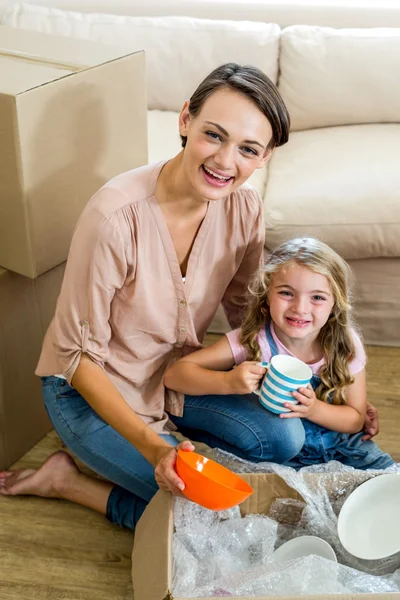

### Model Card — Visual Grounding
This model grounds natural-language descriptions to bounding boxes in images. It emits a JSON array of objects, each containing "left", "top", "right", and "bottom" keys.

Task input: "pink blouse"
[{"left": 36, "top": 161, "right": 265, "bottom": 432}]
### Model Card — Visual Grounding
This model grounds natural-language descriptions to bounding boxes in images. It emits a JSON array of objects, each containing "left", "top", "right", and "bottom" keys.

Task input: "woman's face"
[{"left": 178, "top": 87, "right": 274, "bottom": 201}]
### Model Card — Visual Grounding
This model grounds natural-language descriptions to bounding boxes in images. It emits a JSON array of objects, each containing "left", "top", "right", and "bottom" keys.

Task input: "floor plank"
[{"left": 0, "top": 344, "right": 399, "bottom": 599}]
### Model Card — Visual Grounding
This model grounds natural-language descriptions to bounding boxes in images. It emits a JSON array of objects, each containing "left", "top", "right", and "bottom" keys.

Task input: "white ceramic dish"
[
  {"left": 338, "top": 473, "right": 400, "bottom": 560},
  {"left": 271, "top": 535, "right": 337, "bottom": 563}
]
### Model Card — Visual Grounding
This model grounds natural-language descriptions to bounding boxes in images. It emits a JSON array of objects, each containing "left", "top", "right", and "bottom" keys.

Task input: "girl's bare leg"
[{"left": 0, "top": 451, "right": 112, "bottom": 515}]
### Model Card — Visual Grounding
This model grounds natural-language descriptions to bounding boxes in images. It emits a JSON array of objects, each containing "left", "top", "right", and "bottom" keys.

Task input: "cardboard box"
[
  {"left": 0, "top": 262, "right": 65, "bottom": 469},
  {"left": 0, "top": 25, "right": 147, "bottom": 278},
  {"left": 132, "top": 472, "right": 400, "bottom": 600}
]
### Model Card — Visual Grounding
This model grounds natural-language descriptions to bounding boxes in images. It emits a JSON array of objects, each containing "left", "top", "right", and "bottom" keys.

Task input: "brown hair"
[
  {"left": 239, "top": 237, "right": 360, "bottom": 405},
  {"left": 180, "top": 63, "right": 290, "bottom": 150}
]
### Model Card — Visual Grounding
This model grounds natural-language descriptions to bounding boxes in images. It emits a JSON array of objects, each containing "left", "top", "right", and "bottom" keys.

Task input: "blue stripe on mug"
[
  {"left": 267, "top": 372, "right": 300, "bottom": 393},
  {"left": 260, "top": 387, "right": 297, "bottom": 406},
  {"left": 270, "top": 362, "right": 310, "bottom": 385},
  {"left": 262, "top": 382, "right": 295, "bottom": 402},
  {"left": 259, "top": 396, "right": 291, "bottom": 414}
]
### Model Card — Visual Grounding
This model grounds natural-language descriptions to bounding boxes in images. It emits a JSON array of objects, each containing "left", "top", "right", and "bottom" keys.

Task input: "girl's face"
[
  {"left": 268, "top": 264, "right": 335, "bottom": 343},
  {"left": 178, "top": 87, "right": 273, "bottom": 201}
]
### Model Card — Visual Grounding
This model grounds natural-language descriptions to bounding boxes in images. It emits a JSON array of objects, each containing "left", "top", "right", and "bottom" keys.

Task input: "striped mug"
[{"left": 255, "top": 355, "right": 312, "bottom": 415}]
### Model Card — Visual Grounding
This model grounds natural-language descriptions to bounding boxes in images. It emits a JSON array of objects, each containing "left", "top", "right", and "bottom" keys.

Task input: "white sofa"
[{"left": 1, "top": 0, "right": 400, "bottom": 346}]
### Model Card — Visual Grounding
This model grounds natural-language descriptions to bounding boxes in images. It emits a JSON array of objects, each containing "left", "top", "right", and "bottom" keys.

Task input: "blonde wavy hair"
[{"left": 239, "top": 237, "right": 360, "bottom": 405}]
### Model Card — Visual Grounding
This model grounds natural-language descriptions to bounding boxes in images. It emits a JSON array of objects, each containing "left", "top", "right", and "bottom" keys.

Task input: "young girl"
[{"left": 165, "top": 237, "right": 394, "bottom": 470}]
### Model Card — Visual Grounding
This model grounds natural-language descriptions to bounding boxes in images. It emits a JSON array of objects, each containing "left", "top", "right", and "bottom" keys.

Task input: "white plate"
[
  {"left": 338, "top": 473, "right": 400, "bottom": 560},
  {"left": 271, "top": 535, "right": 337, "bottom": 563}
]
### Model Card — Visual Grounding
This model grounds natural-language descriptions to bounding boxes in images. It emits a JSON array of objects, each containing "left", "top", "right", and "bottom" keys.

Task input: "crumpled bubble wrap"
[
  {"left": 211, "top": 451, "right": 400, "bottom": 575},
  {"left": 172, "top": 498, "right": 277, "bottom": 595},
  {"left": 194, "top": 555, "right": 400, "bottom": 597}
]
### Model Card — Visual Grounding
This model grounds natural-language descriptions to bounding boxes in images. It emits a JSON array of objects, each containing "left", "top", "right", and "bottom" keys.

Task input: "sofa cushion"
[
  {"left": 1, "top": 3, "right": 280, "bottom": 112},
  {"left": 147, "top": 110, "right": 269, "bottom": 199},
  {"left": 264, "top": 124, "right": 400, "bottom": 260},
  {"left": 279, "top": 25, "right": 400, "bottom": 130},
  {"left": 147, "top": 110, "right": 182, "bottom": 164}
]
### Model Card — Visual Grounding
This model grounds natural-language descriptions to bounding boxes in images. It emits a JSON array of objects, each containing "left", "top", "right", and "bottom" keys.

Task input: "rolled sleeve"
[{"left": 52, "top": 192, "right": 130, "bottom": 384}]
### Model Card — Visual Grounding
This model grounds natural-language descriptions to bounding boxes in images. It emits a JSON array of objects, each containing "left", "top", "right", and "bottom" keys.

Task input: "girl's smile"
[{"left": 285, "top": 316, "right": 312, "bottom": 328}]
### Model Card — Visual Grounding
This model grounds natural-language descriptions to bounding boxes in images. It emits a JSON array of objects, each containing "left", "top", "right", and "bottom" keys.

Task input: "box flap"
[
  {"left": 132, "top": 489, "right": 174, "bottom": 600},
  {"left": 0, "top": 25, "right": 134, "bottom": 95},
  {"left": 239, "top": 473, "right": 303, "bottom": 515}
]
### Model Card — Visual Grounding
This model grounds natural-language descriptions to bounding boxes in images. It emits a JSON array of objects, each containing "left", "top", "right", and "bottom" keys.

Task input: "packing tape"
[{"left": 0, "top": 47, "right": 87, "bottom": 71}]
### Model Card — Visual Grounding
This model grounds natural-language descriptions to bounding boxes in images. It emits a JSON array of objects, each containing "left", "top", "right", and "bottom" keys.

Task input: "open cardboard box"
[{"left": 132, "top": 472, "right": 400, "bottom": 600}]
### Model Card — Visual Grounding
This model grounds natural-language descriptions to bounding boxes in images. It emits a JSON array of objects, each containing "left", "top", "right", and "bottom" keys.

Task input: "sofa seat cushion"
[
  {"left": 147, "top": 110, "right": 269, "bottom": 199},
  {"left": 0, "top": 3, "right": 280, "bottom": 112},
  {"left": 279, "top": 25, "right": 400, "bottom": 130},
  {"left": 264, "top": 124, "right": 400, "bottom": 260}
]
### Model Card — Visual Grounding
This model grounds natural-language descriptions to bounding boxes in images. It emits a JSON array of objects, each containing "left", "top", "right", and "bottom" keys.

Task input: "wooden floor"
[{"left": 0, "top": 344, "right": 399, "bottom": 599}]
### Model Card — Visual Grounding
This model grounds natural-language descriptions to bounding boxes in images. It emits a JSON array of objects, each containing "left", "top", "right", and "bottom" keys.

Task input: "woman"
[{"left": 0, "top": 63, "right": 378, "bottom": 529}]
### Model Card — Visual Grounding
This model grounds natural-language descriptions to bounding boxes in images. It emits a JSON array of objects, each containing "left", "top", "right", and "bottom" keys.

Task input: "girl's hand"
[
  {"left": 280, "top": 384, "right": 319, "bottom": 419},
  {"left": 226, "top": 361, "right": 267, "bottom": 395},
  {"left": 154, "top": 440, "right": 194, "bottom": 496}
]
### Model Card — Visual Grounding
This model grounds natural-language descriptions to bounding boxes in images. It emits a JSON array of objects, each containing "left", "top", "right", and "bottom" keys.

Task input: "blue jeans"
[
  {"left": 41, "top": 377, "right": 305, "bottom": 530},
  {"left": 283, "top": 419, "right": 394, "bottom": 471}
]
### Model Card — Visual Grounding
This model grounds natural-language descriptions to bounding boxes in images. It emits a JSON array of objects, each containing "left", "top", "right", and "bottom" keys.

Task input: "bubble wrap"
[
  {"left": 210, "top": 450, "right": 400, "bottom": 576},
  {"left": 193, "top": 556, "right": 400, "bottom": 597},
  {"left": 172, "top": 454, "right": 400, "bottom": 597},
  {"left": 172, "top": 498, "right": 277, "bottom": 594}
]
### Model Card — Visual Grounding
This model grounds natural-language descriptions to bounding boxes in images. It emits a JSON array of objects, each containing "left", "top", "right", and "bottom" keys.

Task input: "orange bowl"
[{"left": 176, "top": 450, "right": 253, "bottom": 511}]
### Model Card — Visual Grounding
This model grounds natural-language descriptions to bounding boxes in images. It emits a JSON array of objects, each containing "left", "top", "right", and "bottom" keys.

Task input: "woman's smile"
[{"left": 201, "top": 164, "right": 234, "bottom": 187}]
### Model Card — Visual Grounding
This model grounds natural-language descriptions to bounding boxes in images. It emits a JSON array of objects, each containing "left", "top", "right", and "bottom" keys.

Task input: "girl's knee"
[
  {"left": 270, "top": 421, "right": 306, "bottom": 463},
  {"left": 239, "top": 417, "right": 305, "bottom": 464}
]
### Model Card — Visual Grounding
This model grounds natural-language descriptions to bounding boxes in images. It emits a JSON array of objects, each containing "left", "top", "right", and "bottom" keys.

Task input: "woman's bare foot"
[
  {"left": 0, "top": 451, "right": 80, "bottom": 498},
  {"left": 0, "top": 450, "right": 114, "bottom": 515}
]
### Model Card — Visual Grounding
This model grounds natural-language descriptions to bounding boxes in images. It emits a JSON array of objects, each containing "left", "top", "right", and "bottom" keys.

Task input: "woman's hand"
[
  {"left": 154, "top": 440, "right": 195, "bottom": 496},
  {"left": 226, "top": 362, "right": 267, "bottom": 395},
  {"left": 280, "top": 384, "right": 319, "bottom": 419}
]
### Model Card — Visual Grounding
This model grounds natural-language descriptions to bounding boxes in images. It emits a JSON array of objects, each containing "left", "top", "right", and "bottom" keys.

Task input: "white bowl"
[
  {"left": 338, "top": 473, "right": 400, "bottom": 560},
  {"left": 271, "top": 535, "right": 337, "bottom": 563}
]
